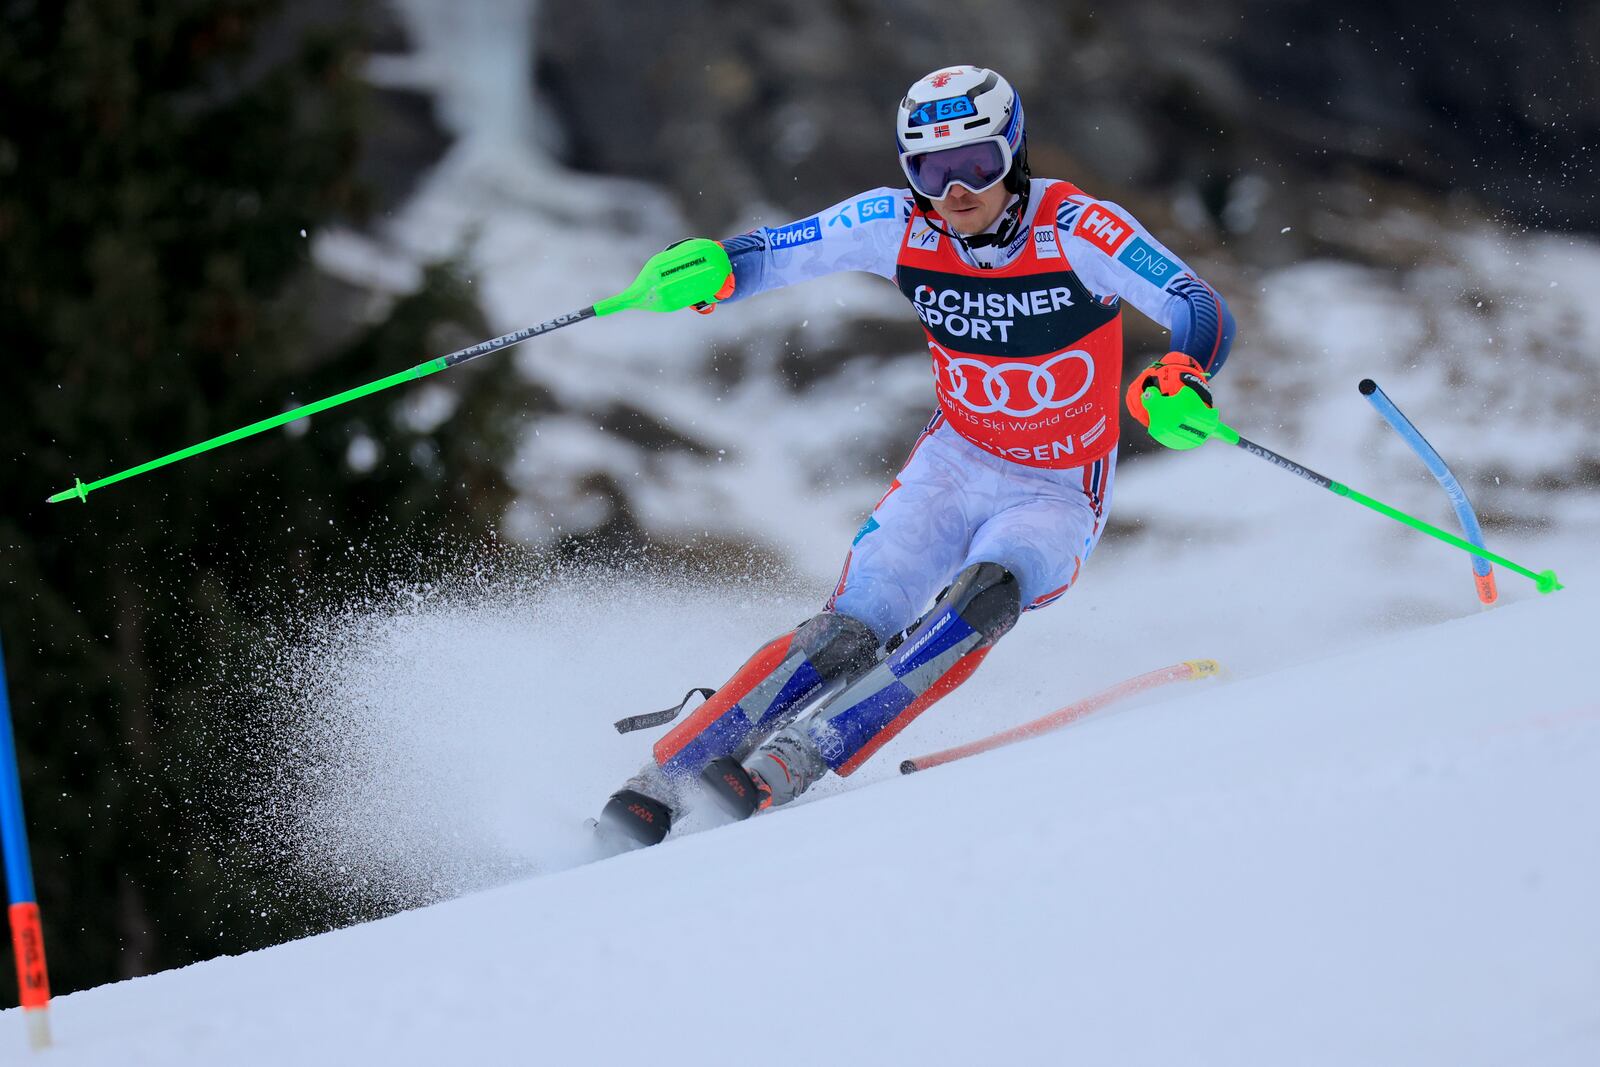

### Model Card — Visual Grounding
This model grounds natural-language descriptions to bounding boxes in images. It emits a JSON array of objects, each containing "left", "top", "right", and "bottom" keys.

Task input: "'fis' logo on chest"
[
  {"left": 1074, "top": 206, "right": 1132, "bottom": 255},
  {"left": 906, "top": 218, "right": 940, "bottom": 250}
]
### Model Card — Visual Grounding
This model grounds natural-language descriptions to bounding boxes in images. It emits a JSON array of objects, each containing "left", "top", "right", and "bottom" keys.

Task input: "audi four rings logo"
[{"left": 931, "top": 342, "right": 1094, "bottom": 418}]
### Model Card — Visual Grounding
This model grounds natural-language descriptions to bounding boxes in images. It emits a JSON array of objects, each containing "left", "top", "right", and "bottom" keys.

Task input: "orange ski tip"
[
  {"left": 900, "top": 659, "right": 1210, "bottom": 773},
  {"left": 1474, "top": 571, "right": 1498, "bottom": 605}
]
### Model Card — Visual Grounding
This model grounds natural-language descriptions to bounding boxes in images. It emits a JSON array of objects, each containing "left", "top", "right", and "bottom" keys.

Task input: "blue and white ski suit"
[{"left": 719, "top": 179, "right": 1235, "bottom": 640}]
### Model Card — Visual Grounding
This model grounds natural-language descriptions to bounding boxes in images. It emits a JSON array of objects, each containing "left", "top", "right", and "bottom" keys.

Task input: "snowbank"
[{"left": 10, "top": 587, "right": 1597, "bottom": 1065}]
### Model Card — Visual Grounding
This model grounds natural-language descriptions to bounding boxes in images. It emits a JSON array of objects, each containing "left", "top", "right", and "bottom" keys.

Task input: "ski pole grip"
[
  {"left": 595, "top": 239, "right": 733, "bottom": 317},
  {"left": 1142, "top": 387, "right": 1236, "bottom": 450}
]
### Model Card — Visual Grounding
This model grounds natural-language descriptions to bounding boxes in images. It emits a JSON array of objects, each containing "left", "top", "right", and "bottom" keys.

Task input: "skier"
[{"left": 598, "top": 65, "right": 1234, "bottom": 847}]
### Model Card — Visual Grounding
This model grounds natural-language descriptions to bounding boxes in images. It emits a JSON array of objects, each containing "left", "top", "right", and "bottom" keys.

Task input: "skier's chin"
[
  {"left": 934, "top": 198, "right": 998, "bottom": 238},
  {"left": 940, "top": 200, "right": 1001, "bottom": 235}
]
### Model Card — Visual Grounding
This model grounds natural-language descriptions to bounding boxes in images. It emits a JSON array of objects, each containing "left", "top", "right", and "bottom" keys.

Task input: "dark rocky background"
[
  {"left": 535, "top": 0, "right": 1598, "bottom": 245},
  {"left": 1, "top": 0, "right": 1594, "bottom": 998}
]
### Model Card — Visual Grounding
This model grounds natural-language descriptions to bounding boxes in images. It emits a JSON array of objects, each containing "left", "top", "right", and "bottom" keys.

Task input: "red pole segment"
[
  {"left": 0, "top": 635, "right": 51, "bottom": 1050},
  {"left": 9, "top": 903, "right": 48, "bottom": 1008}
]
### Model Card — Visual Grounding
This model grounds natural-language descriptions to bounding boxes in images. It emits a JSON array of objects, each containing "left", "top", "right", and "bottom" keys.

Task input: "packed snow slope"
[{"left": 9, "top": 586, "right": 1598, "bottom": 1065}]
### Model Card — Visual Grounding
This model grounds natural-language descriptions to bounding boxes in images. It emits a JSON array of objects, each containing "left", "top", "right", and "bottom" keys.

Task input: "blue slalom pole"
[
  {"left": 1360, "top": 379, "right": 1497, "bottom": 604},
  {"left": 0, "top": 636, "right": 52, "bottom": 1048}
]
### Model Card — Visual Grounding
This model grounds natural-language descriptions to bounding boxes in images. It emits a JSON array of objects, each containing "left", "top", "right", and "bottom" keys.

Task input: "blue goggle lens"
[{"left": 903, "top": 140, "right": 1009, "bottom": 200}]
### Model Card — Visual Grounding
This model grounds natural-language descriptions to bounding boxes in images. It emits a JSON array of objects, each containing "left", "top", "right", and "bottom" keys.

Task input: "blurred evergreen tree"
[{"left": 0, "top": 1, "right": 519, "bottom": 993}]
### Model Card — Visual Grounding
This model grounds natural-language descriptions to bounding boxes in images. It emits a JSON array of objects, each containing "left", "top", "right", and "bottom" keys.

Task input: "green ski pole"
[
  {"left": 1141, "top": 386, "right": 1564, "bottom": 594},
  {"left": 47, "top": 239, "right": 733, "bottom": 505}
]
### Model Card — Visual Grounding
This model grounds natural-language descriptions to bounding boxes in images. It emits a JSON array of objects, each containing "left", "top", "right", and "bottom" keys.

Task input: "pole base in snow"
[{"left": 25, "top": 1009, "right": 50, "bottom": 1050}]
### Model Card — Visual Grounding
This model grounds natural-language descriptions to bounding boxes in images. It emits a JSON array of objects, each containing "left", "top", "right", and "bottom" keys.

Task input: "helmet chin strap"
[{"left": 926, "top": 182, "right": 1031, "bottom": 253}]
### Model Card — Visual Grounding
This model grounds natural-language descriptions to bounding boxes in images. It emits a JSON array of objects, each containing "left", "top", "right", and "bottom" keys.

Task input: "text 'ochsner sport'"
[{"left": 911, "top": 284, "right": 1076, "bottom": 342}]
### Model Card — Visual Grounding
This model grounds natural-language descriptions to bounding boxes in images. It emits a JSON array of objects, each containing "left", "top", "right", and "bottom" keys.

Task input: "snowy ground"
[
  {"left": 9, "top": 3, "right": 1598, "bottom": 1061},
  {"left": 9, "top": 409, "right": 1597, "bottom": 1063},
  {"left": 144, "top": 422, "right": 1595, "bottom": 925},
  {"left": 7, "top": 580, "right": 1596, "bottom": 1065}
]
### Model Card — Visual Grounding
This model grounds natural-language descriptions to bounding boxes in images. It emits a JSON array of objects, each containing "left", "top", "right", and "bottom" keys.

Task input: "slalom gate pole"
[
  {"left": 0, "top": 636, "right": 51, "bottom": 1050},
  {"left": 47, "top": 239, "right": 734, "bottom": 505},
  {"left": 1359, "top": 379, "right": 1497, "bottom": 605},
  {"left": 900, "top": 659, "right": 1220, "bottom": 774},
  {"left": 1141, "top": 388, "right": 1564, "bottom": 594}
]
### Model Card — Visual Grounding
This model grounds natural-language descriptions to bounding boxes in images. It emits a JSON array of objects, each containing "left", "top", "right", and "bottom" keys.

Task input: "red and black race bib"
[{"left": 895, "top": 183, "right": 1124, "bottom": 468}]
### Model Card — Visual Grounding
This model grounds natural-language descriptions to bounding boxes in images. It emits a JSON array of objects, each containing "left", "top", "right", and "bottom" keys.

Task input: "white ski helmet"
[{"left": 896, "top": 66, "right": 1028, "bottom": 204}]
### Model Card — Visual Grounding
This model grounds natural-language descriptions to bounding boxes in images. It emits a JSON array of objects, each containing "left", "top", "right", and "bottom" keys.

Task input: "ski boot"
[
  {"left": 703, "top": 728, "right": 828, "bottom": 819},
  {"left": 702, "top": 562, "right": 1020, "bottom": 821},
  {"left": 596, "top": 611, "right": 879, "bottom": 849},
  {"left": 595, "top": 764, "right": 679, "bottom": 850}
]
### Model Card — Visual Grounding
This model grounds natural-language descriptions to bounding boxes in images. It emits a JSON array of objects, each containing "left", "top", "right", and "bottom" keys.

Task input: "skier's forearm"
[
  {"left": 713, "top": 189, "right": 910, "bottom": 305},
  {"left": 717, "top": 231, "right": 776, "bottom": 305},
  {"left": 1168, "top": 280, "right": 1236, "bottom": 376},
  {"left": 1058, "top": 194, "right": 1235, "bottom": 375}
]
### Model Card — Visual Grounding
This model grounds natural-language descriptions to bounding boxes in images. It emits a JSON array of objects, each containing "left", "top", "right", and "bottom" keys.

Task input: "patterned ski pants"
[{"left": 828, "top": 414, "right": 1114, "bottom": 640}]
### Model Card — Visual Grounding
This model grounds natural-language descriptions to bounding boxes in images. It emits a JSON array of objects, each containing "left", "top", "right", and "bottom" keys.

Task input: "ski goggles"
[{"left": 898, "top": 137, "right": 1013, "bottom": 200}]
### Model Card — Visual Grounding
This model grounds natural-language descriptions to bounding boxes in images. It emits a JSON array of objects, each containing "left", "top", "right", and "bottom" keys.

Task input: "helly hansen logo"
[{"left": 1075, "top": 207, "right": 1131, "bottom": 255}]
